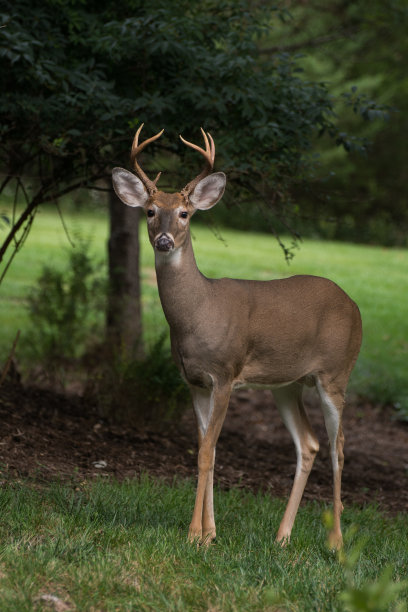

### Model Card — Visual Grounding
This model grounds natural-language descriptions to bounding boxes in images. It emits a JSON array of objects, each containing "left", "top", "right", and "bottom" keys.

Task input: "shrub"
[
  {"left": 95, "top": 334, "right": 190, "bottom": 429},
  {"left": 24, "top": 241, "right": 106, "bottom": 370},
  {"left": 24, "top": 242, "right": 189, "bottom": 426}
]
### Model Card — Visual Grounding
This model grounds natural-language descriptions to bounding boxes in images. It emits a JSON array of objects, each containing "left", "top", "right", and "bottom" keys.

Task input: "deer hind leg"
[
  {"left": 316, "top": 377, "right": 346, "bottom": 550},
  {"left": 189, "top": 383, "right": 230, "bottom": 545},
  {"left": 274, "top": 384, "right": 320, "bottom": 545}
]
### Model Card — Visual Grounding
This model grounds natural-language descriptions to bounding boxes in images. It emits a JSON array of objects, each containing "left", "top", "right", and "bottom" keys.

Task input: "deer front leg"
[
  {"left": 189, "top": 384, "right": 230, "bottom": 545},
  {"left": 201, "top": 439, "right": 216, "bottom": 543},
  {"left": 191, "top": 425, "right": 216, "bottom": 543}
]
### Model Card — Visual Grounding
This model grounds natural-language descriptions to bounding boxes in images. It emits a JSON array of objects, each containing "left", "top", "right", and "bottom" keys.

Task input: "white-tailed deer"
[{"left": 112, "top": 125, "right": 362, "bottom": 549}]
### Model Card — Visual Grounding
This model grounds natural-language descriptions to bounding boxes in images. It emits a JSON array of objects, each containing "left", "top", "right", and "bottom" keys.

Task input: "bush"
[
  {"left": 24, "top": 241, "right": 106, "bottom": 371},
  {"left": 95, "top": 334, "right": 190, "bottom": 429},
  {"left": 24, "top": 242, "right": 189, "bottom": 426}
]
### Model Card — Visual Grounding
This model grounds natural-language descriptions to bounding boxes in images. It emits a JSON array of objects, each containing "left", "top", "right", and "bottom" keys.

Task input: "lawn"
[
  {"left": 1, "top": 201, "right": 407, "bottom": 413},
  {"left": 0, "top": 477, "right": 406, "bottom": 611}
]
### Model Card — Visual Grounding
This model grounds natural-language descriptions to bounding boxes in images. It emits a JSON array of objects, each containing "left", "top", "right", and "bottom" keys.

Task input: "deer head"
[{"left": 112, "top": 125, "right": 226, "bottom": 254}]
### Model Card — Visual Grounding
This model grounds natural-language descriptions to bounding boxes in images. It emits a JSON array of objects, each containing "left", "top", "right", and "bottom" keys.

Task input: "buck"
[{"left": 112, "top": 125, "right": 362, "bottom": 549}]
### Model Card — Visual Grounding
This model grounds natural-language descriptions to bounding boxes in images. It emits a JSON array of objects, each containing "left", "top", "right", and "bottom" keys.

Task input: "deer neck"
[{"left": 154, "top": 231, "right": 208, "bottom": 330}]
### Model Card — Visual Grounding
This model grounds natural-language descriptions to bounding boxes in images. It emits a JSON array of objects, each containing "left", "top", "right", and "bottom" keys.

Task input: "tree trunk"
[{"left": 107, "top": 185, "right": 143, "bottom": 358}]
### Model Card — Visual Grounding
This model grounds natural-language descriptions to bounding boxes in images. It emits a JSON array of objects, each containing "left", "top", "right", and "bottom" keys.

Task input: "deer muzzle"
[{"left": 155, "top": 233, "right": 175, "bottom": 252}]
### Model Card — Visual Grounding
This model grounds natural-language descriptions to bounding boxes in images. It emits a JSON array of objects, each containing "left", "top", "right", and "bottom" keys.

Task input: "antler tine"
[
  {"left": 179, "top": 128, "right": 214, "bottom": 168},
  {"left": 130, "top": 123, "right": 164, "bottom": 195},
  {"left": 180, "top": 127, "right": 215, "bottom": 199},
  {"left": 207, "top": 131, "right": 215, "bottom": 166}
]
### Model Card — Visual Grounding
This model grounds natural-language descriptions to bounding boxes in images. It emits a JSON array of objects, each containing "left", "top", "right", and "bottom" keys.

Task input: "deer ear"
[
  {"left": 189, "top": 172, "right": 226, "bottom": 210},
  {"left": 112, "top": 167, "right": 149, "bottom": 208}
]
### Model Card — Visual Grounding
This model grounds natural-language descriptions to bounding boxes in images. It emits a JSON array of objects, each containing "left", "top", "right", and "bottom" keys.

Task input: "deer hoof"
[
  {"left": 188, "top": 527, "right": 202, "bottom": 545},
  {"left": 275, "top": 533, "right": 291, "bottom": 547},
  {"left": 201, "top": 529, "right": 217, "bottom": 547}
]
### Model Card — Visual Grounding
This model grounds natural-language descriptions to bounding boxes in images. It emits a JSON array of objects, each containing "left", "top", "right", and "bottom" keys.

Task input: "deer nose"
[{"left": 155, "top": 233, "right": 175, "bottom": 252}]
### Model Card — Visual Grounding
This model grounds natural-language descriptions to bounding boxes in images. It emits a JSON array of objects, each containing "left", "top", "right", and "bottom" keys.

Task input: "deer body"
[
  {"left": 112, "top": 126, "right": 362, "bottom": 549},
  {"left": 157, "top": 233, "right": 359, "bottom": 391}
]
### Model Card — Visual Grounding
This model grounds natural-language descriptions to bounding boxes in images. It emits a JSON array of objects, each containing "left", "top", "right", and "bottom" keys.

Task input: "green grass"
[
  {"left": 1, "top": 202, "right": 408, "bottom": 411},
  {"left": 0, "top": 477, "right": 406, "bottom": 611},
  {"left": 1, "top": 206, "right": 407, "bottom": 610},
  {"left": 0, "top": 201, "right": 109, "bottom": 349}
]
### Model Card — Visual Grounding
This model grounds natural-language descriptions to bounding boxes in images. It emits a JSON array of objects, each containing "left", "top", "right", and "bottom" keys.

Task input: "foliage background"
[
  {"left": 1, "top": 0, "right": 400, "bottom": 257},
  {"left": 280, "top": 0, "right": 408, "bottom": 246},
  {"left": 0, "top": 0, "right": 406, "bottom": 411}
]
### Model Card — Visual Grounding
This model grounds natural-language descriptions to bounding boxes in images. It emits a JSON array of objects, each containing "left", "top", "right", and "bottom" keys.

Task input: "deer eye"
[
  {"left": 179, "top": 211, "right": 188, "bottom": 219},
  {"left": 147, "top": 209, "right": 155, "bottom": 218}
]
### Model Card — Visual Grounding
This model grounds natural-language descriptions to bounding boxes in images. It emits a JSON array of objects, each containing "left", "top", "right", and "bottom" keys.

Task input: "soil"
[{"left": 1, "top": 379, "right": 408, "bottom": 514}]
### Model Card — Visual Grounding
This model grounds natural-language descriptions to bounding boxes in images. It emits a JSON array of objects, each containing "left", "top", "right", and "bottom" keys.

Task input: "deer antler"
[
  {"left": 180, "top": 128, "right": 215, "bottom": 199},
  {"left": 130, "top": 123, "right": 164, "bottom": 195}
]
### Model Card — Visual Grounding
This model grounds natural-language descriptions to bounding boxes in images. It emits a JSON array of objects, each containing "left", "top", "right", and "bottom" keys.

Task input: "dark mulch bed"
[{"left": 1, "top": 380, "right": 408, "bottom": 514}]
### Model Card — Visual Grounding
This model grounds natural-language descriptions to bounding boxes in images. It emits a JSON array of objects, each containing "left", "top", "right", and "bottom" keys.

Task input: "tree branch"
[{"left": 0, "top": 169, "right": 108, "bottom": 269}]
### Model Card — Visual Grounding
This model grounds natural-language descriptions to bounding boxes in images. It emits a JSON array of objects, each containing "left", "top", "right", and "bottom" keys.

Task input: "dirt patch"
[{"left": 1, "top": 380, "right": 407, "bottom": 513}]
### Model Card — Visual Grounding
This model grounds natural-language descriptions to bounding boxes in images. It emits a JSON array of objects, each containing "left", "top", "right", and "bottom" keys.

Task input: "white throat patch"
[{"left": 155, "top": 248, "right": 182, "bottom": 267}]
